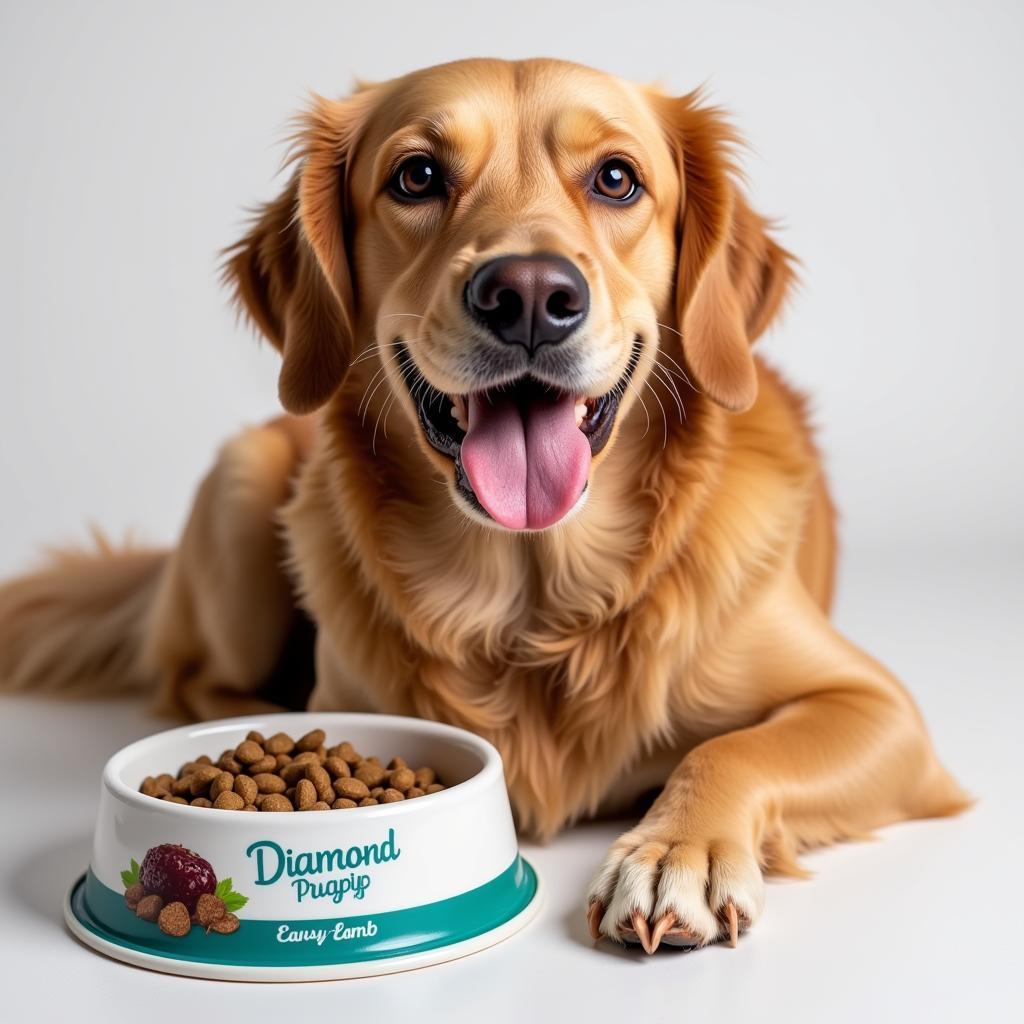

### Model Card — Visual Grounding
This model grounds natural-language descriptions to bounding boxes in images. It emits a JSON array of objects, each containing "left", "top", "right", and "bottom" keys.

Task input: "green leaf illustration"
[
  {"left": 222, "top": 891, "right": 249, "bottom": 913},
  {"left": 120, "top": 858, "right": 140, "bottom": 889},
  {"left": 211, "top": 875, "right": 248, "bottom": 914}
]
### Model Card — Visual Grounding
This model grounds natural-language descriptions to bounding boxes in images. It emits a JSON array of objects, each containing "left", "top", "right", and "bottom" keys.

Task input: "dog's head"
[{"left": 226, "top": 59, "right": 794, "bottom": 531}]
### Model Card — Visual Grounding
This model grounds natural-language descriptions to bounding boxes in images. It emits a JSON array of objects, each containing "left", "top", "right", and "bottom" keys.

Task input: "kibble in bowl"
[
  {"left": 139, "top": 728, "right": 448, "bottom": 813},
  {"left": 65, "top": 713, "right": 540, "bottom": 982}
]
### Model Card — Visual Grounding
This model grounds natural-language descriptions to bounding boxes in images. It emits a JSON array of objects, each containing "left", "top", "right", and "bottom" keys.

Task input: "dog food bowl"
[{"left": 65, "top": 712, "right": 540, "bottom": 981}]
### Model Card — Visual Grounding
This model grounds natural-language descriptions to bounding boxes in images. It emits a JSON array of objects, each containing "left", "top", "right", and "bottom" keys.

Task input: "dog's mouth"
[{"left": 394, "top": 340, "right": 640, "bottom": 531}]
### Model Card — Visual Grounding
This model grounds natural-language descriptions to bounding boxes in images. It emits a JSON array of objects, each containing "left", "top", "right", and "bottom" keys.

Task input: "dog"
[{"left": 0, "top": 58, "right": 968, "bottom": 952}]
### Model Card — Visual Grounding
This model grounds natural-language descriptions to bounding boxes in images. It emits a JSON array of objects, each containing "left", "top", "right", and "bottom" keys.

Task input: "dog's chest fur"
[{"left": 283, "top": 369, "right": 817, "bottom": 837}]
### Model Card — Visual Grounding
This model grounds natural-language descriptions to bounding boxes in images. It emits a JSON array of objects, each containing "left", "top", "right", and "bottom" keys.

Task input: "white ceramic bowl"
[{"left": 65, "top": 712, "right": 540, "bottom": 981}]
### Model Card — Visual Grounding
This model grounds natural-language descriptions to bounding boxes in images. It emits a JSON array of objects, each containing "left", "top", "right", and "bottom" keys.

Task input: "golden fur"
[{"left": 0, "top": 58, "right": 967, "bottom": 950}]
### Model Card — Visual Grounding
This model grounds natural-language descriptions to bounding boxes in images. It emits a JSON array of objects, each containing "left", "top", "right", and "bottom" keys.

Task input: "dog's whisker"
[
  {"left": 383, "top": 390, "right": 399, "bottom": 442},
  {"left": 351, "top": 330, "right": 427, "bottom": 369},
  {"left": 356, "top": 339, "right": 403, "bottom": 364},
  {"left": 654, "top": 362, "right": 689, "bottom": 387},
  {"left": 360, "top": 368, "right": 394, "bottom": 427},
  {"left": 356, "top": 366, "right": 388, "bottom": 418},
  {"left": 373, "top": 391, "right": 397, "bottom": 454},
  {"left": 406, "top": 362, "right": 430, "bottom": 406},
  {"left": 651, "top": 341, "right": 698, "bottom": 393},
  {"left": 400, "top": 361, "right": 435, "bottom": 411},
  {"left": 623, "top": 378, "right": 651, "bottom": 439},
  {"left": 396, "top": 358, "right": 419, "bottom": 383},
  {"left": 349, "top": 352, "right": 386, "bottom": 369},
  {"left": 613, "top": 313, "right": 699, "bottom": 394},
  {"left": 643, "top": 377, "right": 669, "bottom": 450},
  {"left": 350, "top": 345, "right": 395, "bottom": 368},
  {"left": 651, "top": 362, "right": 686, "bottom": 424},
  {"left": 652, "top": 320, "right": 682, "bottom": 339},
  {"left": 349, "top": 341, "right": 391, "bottom": 368},
  {"left": 653, "top": 359, "right": 687, "bottom": 422},
  {"left": 615, "top": 311, "right": 681, "bottom": 342},
  {"left": 362, "top": 336, "right": 421, "bottom": 359},
  {"left": 357, "top": 363, "right": 389, "bottom": 419}
]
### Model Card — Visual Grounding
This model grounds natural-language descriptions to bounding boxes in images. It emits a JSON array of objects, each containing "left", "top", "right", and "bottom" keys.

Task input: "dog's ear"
[
  {"left": 223, "top": 93, "right": 373, "bottom": 414},
  {"left": 658, "top": 93, "right": 796, "bottom": 412}
]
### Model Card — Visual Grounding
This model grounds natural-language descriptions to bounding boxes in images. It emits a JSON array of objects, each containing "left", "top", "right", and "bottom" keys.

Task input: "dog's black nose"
[{"left": 465, "top": 254, "right": 589, "bottom": 351}]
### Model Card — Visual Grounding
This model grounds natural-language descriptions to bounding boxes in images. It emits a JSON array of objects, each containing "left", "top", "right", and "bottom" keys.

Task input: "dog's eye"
[
  {"left": 592, "top": 160, "right": 639, "bottom": 202},
  {"left": 389, "top": 156, "right": 446, "bottom": 200}
]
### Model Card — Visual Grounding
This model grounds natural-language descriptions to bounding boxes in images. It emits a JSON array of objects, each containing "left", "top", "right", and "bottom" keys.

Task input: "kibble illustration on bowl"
[
  {"left": 65, "top": 713, "right": 541, "bottom": 981},
  {"left": 140, "top": 729, "right": 446, "bottom": 811},
  {"left": 122, "top": 844, "right": 248, "bottom": 937}
]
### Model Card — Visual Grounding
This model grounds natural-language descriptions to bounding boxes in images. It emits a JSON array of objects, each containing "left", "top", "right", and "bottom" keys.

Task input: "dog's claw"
[
  {"left": 725, "top": 901, "right": 739, "bottom": 948},
  {"left": 586, "top": 900, "right": 604, "bottom": 941},
  {"left": 650, "top": 911, "right": 676, "bottom": 953},
  {"left": 631, "top": 911, "right": 654, "bottom": 954}
]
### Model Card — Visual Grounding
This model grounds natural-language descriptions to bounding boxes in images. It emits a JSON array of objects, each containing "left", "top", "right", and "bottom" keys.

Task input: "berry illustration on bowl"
[
  {"left": 120, "top": 847, "right": 247, "bottom": 938},
  {"left": 139, "top": 844, "right": 216, "bottom": 911}
]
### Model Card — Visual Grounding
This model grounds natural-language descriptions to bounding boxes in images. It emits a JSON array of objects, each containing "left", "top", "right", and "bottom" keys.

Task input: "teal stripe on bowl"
[{"left": 72, "top": 856, "right": 537, "bottom": 967}]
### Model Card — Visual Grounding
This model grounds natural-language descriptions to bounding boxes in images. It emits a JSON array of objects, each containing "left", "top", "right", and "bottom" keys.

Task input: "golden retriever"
[{"left": 0, "top": 58, "right": 968, "bottom": 952}]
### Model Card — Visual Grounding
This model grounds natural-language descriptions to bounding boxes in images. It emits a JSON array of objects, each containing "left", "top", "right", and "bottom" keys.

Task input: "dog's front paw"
[{"left": 585, "top": 826, "right": 764, "bottom": 953}]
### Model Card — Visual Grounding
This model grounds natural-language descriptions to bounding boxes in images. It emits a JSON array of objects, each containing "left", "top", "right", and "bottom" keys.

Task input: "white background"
[{"left": 1, "top": 1, "right": 1022, "bottom": 1020}]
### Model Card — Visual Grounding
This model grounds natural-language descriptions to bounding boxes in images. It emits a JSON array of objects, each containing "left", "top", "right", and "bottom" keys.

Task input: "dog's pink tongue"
[{"left": 461, "top": 391, "right": 590, "bottom": 530}]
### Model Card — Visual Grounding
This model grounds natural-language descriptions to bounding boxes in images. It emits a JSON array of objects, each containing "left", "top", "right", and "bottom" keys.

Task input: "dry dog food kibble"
[
  {"left": 209, "top": 912, "right": 240, "bottom": 934},
  {"left": 139, "top": 732, "right": 446, "bottom": 812},
  {"left": 135, "top": 893, "right": 164, "bottom": 922},
  {"left": 124, "top": 882, "right": 145, "bottom": 910},
  {"left": 194, "top": 893, "right": 226, "bottom": 928},
  {"left": 158, "top": 901, "right": 192, "bottom": 937}
]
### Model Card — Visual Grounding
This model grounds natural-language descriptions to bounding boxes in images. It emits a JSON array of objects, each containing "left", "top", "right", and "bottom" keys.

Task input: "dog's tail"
[{"left": 0, "top": 533, "right": 168, "bottom": 696}]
